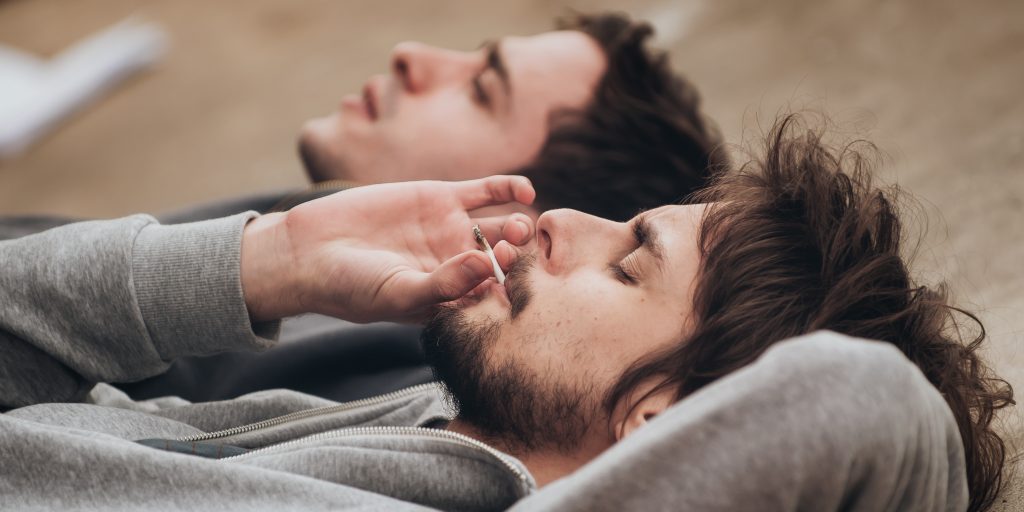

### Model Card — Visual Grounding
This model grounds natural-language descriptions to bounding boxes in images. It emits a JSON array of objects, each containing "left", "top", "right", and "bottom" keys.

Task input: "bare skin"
[{"left": 298, "top": 31, "right": 606, "bottom": 200}]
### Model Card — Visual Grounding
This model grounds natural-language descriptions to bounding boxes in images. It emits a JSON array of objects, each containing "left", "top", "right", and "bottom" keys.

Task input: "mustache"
[{"left": 505, "top": 253, "right": 536, "bottom": 319}]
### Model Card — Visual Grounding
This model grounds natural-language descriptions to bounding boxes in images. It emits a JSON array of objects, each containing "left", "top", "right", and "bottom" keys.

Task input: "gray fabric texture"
[
  {"left": 0, "top": 214, "right": 969, "bottom": 511},
  {"left": 509, "top": 334, "right": 969, "bottom": 512},
  {"left": 0, "top": 213, "right": 277, "bottom": 408}
]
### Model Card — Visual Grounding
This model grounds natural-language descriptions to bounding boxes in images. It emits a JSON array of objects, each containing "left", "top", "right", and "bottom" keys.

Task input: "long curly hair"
[{"left": 605, "top": 114, "right": 1014, "bottom": 511}]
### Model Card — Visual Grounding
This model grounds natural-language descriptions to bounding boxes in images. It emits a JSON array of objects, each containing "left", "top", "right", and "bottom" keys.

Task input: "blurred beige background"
[{"left": 1, "top": 0, "right": 1022, "bottom": 507}]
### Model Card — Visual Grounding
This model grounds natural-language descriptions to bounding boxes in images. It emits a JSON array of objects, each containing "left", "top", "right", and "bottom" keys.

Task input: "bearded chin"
[{"left": 421, "top": 305, "right": 597, "bottom": 455}]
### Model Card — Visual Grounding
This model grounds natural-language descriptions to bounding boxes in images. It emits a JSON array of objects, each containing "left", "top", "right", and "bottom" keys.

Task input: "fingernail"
[
  {"left": 515, "top": 220, "right": 530, "bottom": 242},
  {"left": 492, "top": 241, "right": 512, "bottom": 266},
  {"left": 461, "top": 257, "right": 490, "bottom": 281}
]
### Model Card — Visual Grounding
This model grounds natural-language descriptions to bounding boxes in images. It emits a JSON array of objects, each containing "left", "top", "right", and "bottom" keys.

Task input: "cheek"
[
  {"left": 301, "top": 114, "right": 345, "bottom": 153},
  {"left": 503, "top": 105, "right": 552, "bottom": 159},
  {"left": 501, "top": 279, "right": 667, "bottom": 382},
  {"left": 387, "top": 99, "right": 543, "bottom": 179}
]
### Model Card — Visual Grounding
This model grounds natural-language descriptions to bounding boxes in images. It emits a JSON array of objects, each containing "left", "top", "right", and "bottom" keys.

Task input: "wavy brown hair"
[
  {"left": 518, "top": 12, "right": 728, "bottom": 222},
  {"left": 605, "top": 114, "right": 1014, "bottom": 511}
]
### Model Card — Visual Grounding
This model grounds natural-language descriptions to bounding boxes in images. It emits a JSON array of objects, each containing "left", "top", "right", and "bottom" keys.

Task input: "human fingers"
[
  {"left": 454, "top": 175, "right": 536, "bottom": 210},
  {"left": 389, "top": 250, "right": 494, "bottom": 311},
  {"left": 491, "top": 240, "right": 528, "bottom": 270},
  {"left": 472, "top": 213, "right": 535, "bottom": 247}
]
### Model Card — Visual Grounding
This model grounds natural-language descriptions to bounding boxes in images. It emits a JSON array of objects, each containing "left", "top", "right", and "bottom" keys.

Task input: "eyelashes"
[
  {"left": 471, "top": 75, "right": 491, "bottom": 107},
  {"left": 611, "top": 254, "right": 640, "bottom": 284}
]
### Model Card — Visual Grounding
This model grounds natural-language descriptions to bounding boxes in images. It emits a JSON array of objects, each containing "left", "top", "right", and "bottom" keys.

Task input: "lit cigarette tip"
[{"left": 472, "top": 225, "right": 486, "bottom": 248}]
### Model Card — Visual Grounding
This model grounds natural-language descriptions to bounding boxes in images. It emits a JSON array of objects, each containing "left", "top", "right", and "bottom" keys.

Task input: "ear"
[{"left": 613, "top": 379, "right": 677, "bottom": 442}]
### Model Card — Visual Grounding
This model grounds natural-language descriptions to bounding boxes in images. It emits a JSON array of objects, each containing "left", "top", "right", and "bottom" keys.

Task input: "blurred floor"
[{"left": 2, "top": 0, "right": 1023, "bottom": 505}]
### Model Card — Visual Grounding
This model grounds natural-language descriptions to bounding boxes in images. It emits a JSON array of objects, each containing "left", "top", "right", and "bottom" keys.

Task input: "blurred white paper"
[{"left": 0, "top": 18, "right": 167, "bottom": 158}]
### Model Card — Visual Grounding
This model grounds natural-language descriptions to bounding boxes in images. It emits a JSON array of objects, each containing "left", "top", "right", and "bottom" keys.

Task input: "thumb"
[{"left": 405, "top": 251, "right": 494, "bottom": 307}]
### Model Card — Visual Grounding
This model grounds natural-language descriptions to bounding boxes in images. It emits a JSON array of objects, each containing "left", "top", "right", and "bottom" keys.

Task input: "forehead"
[
  {"left": 501, "top": 30, "right": 605, "bottom": 112},
  {"left": 633, "top": 204, "right": 707, "bottom": 338},
  {"left": 644, "top": 204, "right": 707, "bottom": 244},
  {"left": 643, "top": 204, "right": 706, "bottom": 284}
]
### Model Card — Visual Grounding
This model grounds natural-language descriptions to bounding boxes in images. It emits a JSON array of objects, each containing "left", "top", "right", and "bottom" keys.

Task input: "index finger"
[
  {"left": 492, "top": 240, "right": 525, "bottom": 270},
  {"left": 472, "top": 213, "right": 535, "bottom": 247},
  {"left": 454, "top": 175, "right": 536, "bottom": 210}
]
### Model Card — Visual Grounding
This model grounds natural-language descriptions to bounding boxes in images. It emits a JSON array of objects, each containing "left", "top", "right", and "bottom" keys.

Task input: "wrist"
[{"left": 240, "top": 212, "right": 299, "bottom": 321}]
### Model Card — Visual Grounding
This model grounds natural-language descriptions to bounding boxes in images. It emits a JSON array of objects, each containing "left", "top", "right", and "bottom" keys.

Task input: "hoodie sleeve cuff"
[{"left": 131, "top": 212, "right": 280, "bottom": 361}]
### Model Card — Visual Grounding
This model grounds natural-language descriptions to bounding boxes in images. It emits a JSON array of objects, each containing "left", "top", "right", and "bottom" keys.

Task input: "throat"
[{"left": 445, "top": 418, "right": 607, "bottom": 487}]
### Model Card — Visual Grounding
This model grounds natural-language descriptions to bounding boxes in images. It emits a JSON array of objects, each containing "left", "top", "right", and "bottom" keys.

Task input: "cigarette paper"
[{"left": 472, "top": 225, "right": 506, "bottom": 285}]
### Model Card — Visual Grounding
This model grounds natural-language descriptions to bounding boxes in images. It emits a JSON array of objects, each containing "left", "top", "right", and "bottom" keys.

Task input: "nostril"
[
  {"left": 392, "top": 58, "right": 411, "bottom": 91},
  {"left": 540, "top": 229, "right": 552, "bottom": 260}
]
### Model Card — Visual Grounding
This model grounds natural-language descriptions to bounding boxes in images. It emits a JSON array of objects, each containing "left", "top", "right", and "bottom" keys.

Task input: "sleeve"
[
  {"left": 510, "top": 331, "right": 969, "bottom": 512},
  {"left": 0, "top": 212, "right": 280, "bottom": 408}
]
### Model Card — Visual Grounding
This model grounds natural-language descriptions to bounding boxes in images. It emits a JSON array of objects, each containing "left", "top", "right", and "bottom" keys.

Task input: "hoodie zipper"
[
  {"left": 176, "top": 383, "right": 440, "bottom": 443},
  {"left": 220, "top": 425, "right": 532, "bottom": 488}
]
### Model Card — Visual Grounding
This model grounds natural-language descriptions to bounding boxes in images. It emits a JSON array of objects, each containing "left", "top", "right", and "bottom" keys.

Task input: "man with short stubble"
[
  {"left": 293, "top": 12, "right": 725, "bottom": 222},
  {"left": 1, "top": 117, "right": 1011, "bottom": 511}
]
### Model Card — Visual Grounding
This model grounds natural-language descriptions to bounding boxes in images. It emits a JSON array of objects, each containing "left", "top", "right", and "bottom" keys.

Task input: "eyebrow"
[
  {"left": 633, "top": 213, "right": 666, "bottom": 271},
  {"left": 482, "top": 39, "right": 512, "bottom": 97}
]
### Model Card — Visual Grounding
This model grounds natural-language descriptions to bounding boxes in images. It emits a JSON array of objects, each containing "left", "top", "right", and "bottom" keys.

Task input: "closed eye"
[
  {"left": 472, "top": 75, "right": 491, "bottom": 108},
  {"left": 610, "top": 255, "right": 640, "bottom": 284},
  {"left": 610, "top": 215, "right": 650, "bottom": 285}
]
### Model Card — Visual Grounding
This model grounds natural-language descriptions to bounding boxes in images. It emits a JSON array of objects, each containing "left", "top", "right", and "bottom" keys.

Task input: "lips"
[
  {"left": 491, "top": 279, "right": 510, "bottom": 303},
  {"left": 459, "top": 277, "right": 509, "bottom": 306},
  {"left": 480, "top": 277, "right": 509, "bottom": 304}
]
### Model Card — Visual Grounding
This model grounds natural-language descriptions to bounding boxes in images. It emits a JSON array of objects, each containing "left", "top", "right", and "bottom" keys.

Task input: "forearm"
[{"left": 0, "top": 213, "right": 279, "bottom": 408}]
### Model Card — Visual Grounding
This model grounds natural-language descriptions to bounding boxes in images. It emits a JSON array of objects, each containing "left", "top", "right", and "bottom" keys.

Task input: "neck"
[{"left": 446, "top": 419, "right": 608, "bottom": 487}]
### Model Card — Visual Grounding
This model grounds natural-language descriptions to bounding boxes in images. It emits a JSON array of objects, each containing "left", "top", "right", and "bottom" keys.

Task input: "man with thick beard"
[
  {"left": 0, "top": 117, "right": 1010, "bottom": 510},
  {"left": 8, "top": 11, "right": 725, "bottom": 403},
  {"left": 421, "top": 117, "right": 1012, "bottom": 510}
]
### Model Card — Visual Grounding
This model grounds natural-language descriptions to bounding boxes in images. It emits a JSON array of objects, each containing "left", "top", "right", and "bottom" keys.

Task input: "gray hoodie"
[{"left": 0, "top": 213, "right": 968, "bottom": 511}]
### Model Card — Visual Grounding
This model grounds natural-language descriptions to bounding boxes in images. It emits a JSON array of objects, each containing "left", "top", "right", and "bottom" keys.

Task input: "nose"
[
  {"left": 389, "top": 41, "right": 478, "bottom": 94},
  {"left": 536, "top": 209, "right": 628, "bottom": 275}
]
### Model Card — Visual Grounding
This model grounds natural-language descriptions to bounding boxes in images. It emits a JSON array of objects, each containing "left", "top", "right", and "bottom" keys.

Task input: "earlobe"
[{"left": 615, "top": 382, "right": 677, "bottom": 442}]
